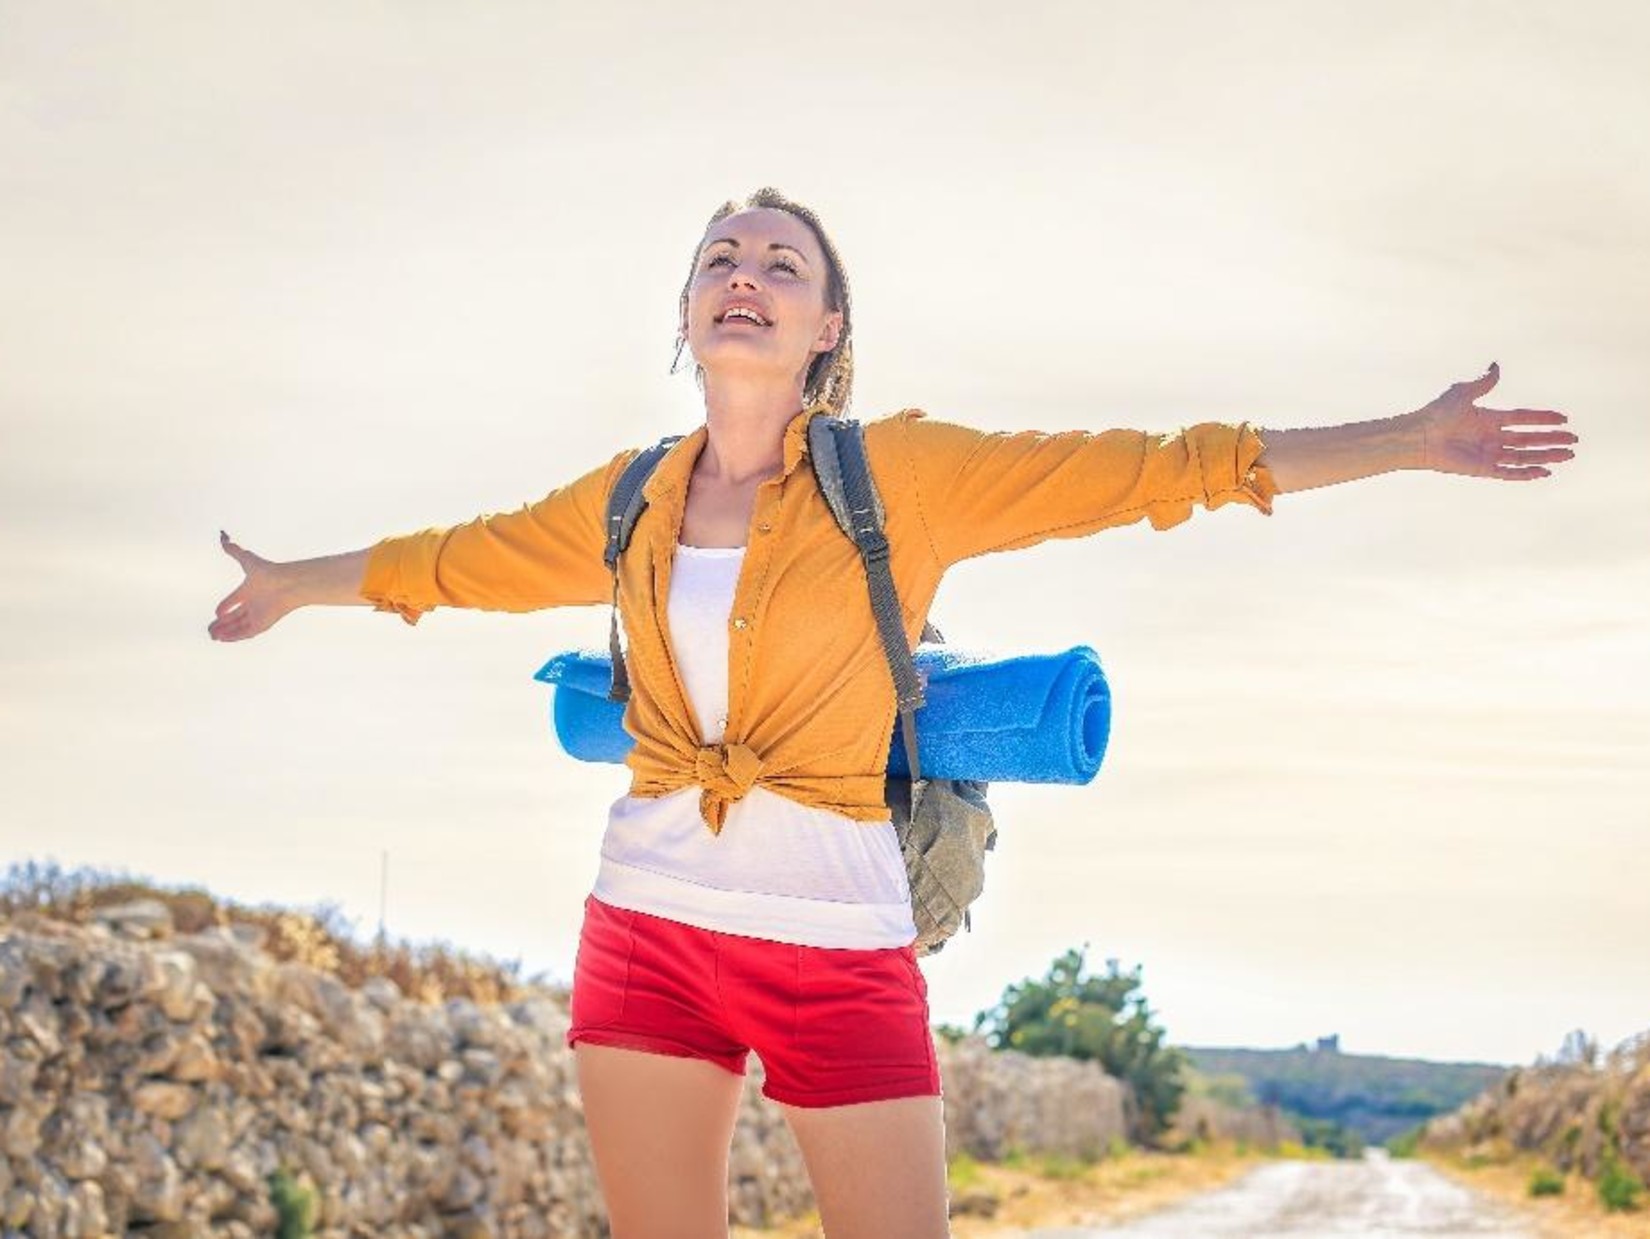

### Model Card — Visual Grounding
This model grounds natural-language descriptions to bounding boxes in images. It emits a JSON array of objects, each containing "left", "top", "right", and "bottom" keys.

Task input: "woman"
[{"left": 208, "top": 187, "right": 1577, "bottom": 1238}]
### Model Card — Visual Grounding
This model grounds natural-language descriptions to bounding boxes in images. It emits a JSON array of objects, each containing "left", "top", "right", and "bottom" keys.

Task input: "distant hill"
[{"left": 1181, "top": 1044, "right": 1510, "bottom": 1151}]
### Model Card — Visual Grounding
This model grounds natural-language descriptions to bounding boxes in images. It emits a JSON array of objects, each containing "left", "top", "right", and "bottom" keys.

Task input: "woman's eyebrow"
[{"left": 705, "top": 237, "right": 810, "bottom": 263}]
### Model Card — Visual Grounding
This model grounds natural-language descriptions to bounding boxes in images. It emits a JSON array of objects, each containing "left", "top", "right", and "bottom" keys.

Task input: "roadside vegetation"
[{"left": 2, "top": 856, "right": 546, "bottom": 1005}]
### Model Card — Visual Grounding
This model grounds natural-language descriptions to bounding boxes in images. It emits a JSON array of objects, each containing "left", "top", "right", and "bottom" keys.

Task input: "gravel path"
[{"left": 1027, "top": 1149, "right": 1537, "bottom": 1238}]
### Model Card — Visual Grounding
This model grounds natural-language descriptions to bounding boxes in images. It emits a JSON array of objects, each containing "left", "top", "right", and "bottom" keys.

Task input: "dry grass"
[
  {"left": 1423, "top": 1147, "right": 1650, "bottom": 1239},
  {"left": 1, "top": 856, "right": 555, "bottom": 1006},
  {"left": 730, "top": 1140, "right": 1278, "bottom": 1238}
]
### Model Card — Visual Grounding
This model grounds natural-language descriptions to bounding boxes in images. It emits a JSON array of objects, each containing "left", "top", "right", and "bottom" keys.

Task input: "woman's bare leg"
[
  {"left": 575, "top": 1042, "right": 747, "bottom": 1238},
  {"left": 778, "top": 1094, "right": 950, "bottom": 1238}
]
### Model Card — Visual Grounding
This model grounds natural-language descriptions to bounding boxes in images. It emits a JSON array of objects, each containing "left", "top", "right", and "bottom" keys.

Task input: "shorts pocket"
[
  {"left": 794, "top": 946, "right": 930, "bottom": 1073},
  {"left": 569, "top": 895, "right": 637, "bottom": 1033}
]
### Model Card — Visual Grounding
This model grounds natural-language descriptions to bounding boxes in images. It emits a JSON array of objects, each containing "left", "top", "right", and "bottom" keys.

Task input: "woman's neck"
[{"left": 697, "top": 378, "right": 808, "bottom": 486}]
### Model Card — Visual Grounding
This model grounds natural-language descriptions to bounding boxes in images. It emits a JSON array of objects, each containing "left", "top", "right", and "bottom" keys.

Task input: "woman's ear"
[{"left": 817, "top": 311, "right": 844, "bottom": 352}]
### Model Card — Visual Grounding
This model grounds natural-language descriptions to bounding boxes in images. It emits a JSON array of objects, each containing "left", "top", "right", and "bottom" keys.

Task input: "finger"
[
  {"left": 1495, "top": 447, "right": 1574, "bottom": 466},
  {"left": 1501, "top": 428, "right": 1578, "bottom": 447},
  {"left": 1452, "top": 360, "right": 1500, "bottom": 401},
  {"left": 220, "top": 530, "right": 254, "bottom": 566},
  {"left": 1485, "top": 407, "right": 1570, "bottom": 427},
  {"left": 1489, "top": 462, "right": 1551, "bottom": 481},
  {"left": 215, "top": 590, "right": 245, "bottom": 618},
  {"left": 210, "top": 606, "right": 252, "bottom": 639}
]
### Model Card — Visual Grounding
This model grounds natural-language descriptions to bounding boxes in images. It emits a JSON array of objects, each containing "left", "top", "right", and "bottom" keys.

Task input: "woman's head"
[{"left": 676, "top": 187, "right": 854, "bottom": 416}]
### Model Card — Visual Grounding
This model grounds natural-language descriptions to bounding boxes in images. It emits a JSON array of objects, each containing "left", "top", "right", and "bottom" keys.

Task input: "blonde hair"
[{"left": 676, "top": 187, "right": 854, "bottom": 416}]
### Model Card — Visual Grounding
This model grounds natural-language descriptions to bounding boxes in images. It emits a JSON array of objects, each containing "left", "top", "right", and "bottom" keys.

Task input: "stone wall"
[
  {"left": 1, "top": 908, "right": 1128, "bottom": 1238},
  {"left": 1166, "top": 1093, "right": 1299, "bottom": 1149}
]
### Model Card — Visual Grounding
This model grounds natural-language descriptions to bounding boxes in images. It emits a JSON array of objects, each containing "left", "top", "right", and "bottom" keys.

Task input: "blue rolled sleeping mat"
[{"left": 531, "top": 644, "right": 1112, "bottom": 784}]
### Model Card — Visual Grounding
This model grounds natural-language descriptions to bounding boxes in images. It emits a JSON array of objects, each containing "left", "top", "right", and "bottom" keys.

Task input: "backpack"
[{"left": 598, "top": 414, "right": 997, "bottom": 957}]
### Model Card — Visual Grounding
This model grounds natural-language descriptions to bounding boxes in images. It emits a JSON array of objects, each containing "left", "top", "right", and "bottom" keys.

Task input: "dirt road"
[{"left": 1026, "top": 1149, "right": 1538, "bottom": 1237}]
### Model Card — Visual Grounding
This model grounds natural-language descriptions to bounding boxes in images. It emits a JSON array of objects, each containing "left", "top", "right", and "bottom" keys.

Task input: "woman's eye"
[{"left": 704, "top": 252, "right": 800, "bottom": 275}]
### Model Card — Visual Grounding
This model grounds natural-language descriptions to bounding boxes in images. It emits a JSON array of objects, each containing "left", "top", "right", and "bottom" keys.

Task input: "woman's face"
[{"left": 681, "top": 206, "right": 842, "bottom": 400}]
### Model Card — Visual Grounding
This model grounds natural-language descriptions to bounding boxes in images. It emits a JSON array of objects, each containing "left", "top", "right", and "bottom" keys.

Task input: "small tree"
[
  {"left": 1555, "top": 1028, "right": 1600, "bottom": 1069},
  {"left": 972, "top": 945, "right": 1187, "bottom": 1144}
]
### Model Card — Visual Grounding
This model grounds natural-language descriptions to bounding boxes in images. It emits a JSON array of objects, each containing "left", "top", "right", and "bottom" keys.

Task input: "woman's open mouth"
[{"left": 716, "top": 306, "right": 772, "bottom": 328}]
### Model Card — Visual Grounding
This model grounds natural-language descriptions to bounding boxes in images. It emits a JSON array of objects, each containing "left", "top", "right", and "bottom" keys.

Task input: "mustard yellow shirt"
[{"left": 361, "top": 404, "right": 1279, "bottom": 835}]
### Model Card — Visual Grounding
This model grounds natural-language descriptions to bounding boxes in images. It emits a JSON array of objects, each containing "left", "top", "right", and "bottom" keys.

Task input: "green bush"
[
  {"left": 1526, "top": 1165, "right": 1565, "bottom": 1197},
  {"left": 1557, "top": 1122, "right": 1581, "bottom": 1159},
  {"left": 1386, "top": 1125, "right": 1422, "bottom": 1159},
  {"left": 973, "top": 946, "right": 1187, "bottom": 1143},
  {"left": 947, "top": 1151, "right": 984, "bottom": 1190},
  {"left": 1292, "top": 1114, "right": 1365, "bottom": 1160},
  {"left": 1035, "top": 1153, "right": 1093, "bottom": 1181},
  {"left": 268, "top": 1167, "right": 316, "bottom": 1239},
  {"left": 1274, "top": 1140, "right": 1331, "bottom": 1161},
  {"left": 1597, "top": 1098, "right": 1618, "bottom": 1136},
  {"left": 1597, "top": 1155, "right": 1645, "bottom": 1213}
]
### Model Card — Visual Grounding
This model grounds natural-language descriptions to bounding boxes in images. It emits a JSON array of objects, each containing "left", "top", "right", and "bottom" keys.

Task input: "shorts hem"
[
  {"left": 566, "top": 1029, "right": 748, "bottom": 1078},
  {"left": 762, "top": 1075, "right": 943, "bottom": 1109}
]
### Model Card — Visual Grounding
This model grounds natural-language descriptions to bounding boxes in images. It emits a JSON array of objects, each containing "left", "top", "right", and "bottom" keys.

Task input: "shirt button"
[
  {"left": 757, "top": 521, "right": 773, "bottom": 533},
  {"left": 732, "top": 617, "right": 748, "bottom": 630},
  {"left": 717, "top": 715, "right": 728, "bottom": 729}
]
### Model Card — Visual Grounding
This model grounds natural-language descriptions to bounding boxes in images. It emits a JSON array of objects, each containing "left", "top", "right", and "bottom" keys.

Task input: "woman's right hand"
[{"left": 209, "top": 531, "right": 297, "bottom": 642}]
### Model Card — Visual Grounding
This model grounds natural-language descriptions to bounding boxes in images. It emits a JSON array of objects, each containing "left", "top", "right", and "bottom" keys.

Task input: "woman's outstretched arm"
[
  {"left": 208, "top": 534, "right": 373, "bottom": 642},
  {"left": 1254, "top": 362, "right": 1577, "bottom": 495},
  {"left": 208, "top": 446, "right": 639, "bottom": 643}
]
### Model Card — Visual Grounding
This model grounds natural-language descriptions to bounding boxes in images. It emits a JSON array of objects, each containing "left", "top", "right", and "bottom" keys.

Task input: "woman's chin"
[
  {"left": 698, "top": 335, "right": 779, "bottom": 359},
  {"left": 694, "top": 347, "right": 795, "bottom": 382}
]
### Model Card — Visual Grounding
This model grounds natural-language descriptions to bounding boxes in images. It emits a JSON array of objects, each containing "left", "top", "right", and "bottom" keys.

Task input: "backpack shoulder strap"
[
  {"left": 807, "top": 414, "right": 885, "bottom": 536},
  {"left": 605, "top": 435, "right": 684, "bottom": 569},
  {"left": 804, "top": 416, "right": 941, "bottom": 643},
  {"left": 806, "top": 416, "right": 932, "bottom": 792},
  {"left": 603, "top": 434, "right": 683, "bottom": 701}
]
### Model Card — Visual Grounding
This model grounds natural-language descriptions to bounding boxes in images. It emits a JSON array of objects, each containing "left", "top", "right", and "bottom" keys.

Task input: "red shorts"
[{"left": 565, "top": 894, "right": 941, "bottom": 1109}]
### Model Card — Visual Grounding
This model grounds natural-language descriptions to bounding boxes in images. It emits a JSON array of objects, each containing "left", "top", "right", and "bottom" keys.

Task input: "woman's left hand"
[{"left": 1410, "top": 362, "right": 1578, "bottom": 480}]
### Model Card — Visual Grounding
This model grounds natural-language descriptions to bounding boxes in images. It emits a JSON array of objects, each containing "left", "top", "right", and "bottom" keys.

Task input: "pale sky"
[{"left": 3, "top": 1, "right": 1646, "bottom": 1067}]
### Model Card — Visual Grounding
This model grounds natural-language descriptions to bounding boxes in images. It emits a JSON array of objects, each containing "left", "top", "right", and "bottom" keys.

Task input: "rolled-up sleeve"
[
  {"left": 897, "top": 410, "right": 1278, "bottom": 568},
  {"left": 360, "top": 448, "right": 638, "bottom": 625}
]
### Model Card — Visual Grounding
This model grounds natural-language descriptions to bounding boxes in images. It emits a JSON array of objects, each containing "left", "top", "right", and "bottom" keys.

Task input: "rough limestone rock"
[{"left": 1, "top": 915, "right": 1134, "bottom": 1237}]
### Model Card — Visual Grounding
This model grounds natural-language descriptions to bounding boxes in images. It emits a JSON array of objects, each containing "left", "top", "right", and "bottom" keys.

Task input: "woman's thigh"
[
  {"left": 778, "top": 1092, "right": 950, "bottom": 1239},
  {"left": 566, "top": 895, "right": 757, "bottom": 1235},
  {"left": 575, "top": 1042, "right": 746, "bottom": 1238},
  {"left": 727, "top": 935, "right": 949, "bottom": 1234}
]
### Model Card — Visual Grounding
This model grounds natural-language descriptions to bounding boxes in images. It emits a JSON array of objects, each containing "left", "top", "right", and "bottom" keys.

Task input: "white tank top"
[{"left": 591, "top": 542, "right": 919, "bottom": 949}]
